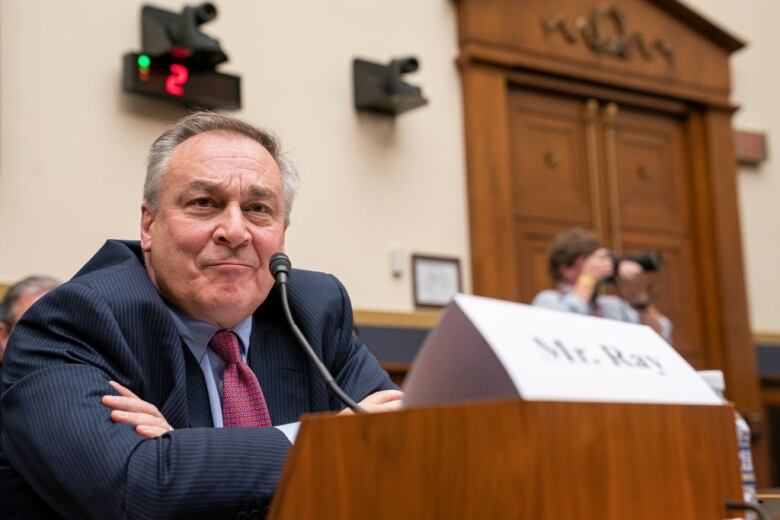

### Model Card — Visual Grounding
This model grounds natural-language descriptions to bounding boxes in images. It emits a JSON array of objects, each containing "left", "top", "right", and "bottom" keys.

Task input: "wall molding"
[
  {"left": 354, "top": 309, "right": 441, "bottom": 329},
  {"left": 755, "top": 332, "right": 780, "bottom": 346}
]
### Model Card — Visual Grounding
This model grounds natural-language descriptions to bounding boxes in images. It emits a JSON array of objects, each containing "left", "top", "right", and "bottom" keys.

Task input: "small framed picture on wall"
[{"left": 412, "top": 254, "right": 462, "bottom": 308}]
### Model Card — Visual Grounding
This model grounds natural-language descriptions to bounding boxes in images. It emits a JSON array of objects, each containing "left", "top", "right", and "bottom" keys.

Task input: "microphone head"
[{"left": 269, "top": 252, "right": 292, "bottom": 280}]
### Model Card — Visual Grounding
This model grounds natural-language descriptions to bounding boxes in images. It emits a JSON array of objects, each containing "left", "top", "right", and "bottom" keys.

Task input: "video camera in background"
[{"left": 604, "top": 250, "right": 663, "bottom": 285}]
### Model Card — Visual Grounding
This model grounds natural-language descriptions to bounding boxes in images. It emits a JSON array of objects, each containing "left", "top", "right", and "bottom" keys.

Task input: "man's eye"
[
  {"left": 190, "top": 198, "right": 215, "bottom": 208},
  {"left": 247, "top": 203, "right": 269, "bottom": 213}
]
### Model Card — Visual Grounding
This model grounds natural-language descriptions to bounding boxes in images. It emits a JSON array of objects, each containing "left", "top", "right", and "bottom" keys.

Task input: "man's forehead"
[
  {"left": 179, "top": 178, "right": 280, "bottom": 197},
  {"left": 173, "top": 131, "right": 270, "bottom": 160},
  {"left": 164, "top": 132, "right": 282, "bottom": 186}
]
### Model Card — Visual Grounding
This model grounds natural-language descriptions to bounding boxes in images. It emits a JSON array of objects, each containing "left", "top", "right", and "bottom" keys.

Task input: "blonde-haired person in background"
[{"left": 531, "top": 228, "right": 672, "bottom": 341}]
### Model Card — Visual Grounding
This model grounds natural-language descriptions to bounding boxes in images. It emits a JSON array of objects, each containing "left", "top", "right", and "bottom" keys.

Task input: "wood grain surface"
[{"left": 270, "top": 400, "right": 743, "bottom": 519}]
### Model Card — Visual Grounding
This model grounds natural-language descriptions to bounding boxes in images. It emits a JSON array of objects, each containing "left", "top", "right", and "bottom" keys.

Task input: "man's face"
[
  {"left": 560, "top": 255, "right": 587, "bottom": 285},
  {"left": 140, "top": 131, "right": 286, "bottom": 328}
]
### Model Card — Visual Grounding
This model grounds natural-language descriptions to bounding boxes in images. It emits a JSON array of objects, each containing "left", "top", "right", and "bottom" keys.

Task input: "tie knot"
[{"left": 209, "top": 330, "right": 242, "bottom": 364}]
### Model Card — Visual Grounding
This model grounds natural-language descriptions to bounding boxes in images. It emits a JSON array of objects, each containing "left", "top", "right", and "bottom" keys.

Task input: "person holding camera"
[{"left": 531, "top": 228, "right": 672, "bottom": 341}]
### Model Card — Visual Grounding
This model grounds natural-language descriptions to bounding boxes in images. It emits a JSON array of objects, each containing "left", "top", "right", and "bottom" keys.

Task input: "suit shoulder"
[
  {"left": 70, "top": 241, "right": 150, "bottom": 292},
  {"left": 46, "top": 241, "right": 162, "bottom": 320},
  {"left": 288, "top": 268, "right": 341, "bottom": 288},
  {"left": 284, "top": 269, "right": 351, "bottom": 317},
  {"left": 287, "top": 268, "right": 346, "bottom": 298},
  {"left": 73, "top": 240, "right": 142, "bottom": 278}
]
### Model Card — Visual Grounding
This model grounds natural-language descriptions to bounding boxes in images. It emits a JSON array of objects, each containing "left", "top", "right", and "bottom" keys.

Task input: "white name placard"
[{"left": 403, "top": 294, "right": 721, "bottom": 407}]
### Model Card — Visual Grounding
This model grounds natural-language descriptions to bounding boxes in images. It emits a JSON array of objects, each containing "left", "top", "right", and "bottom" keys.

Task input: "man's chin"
[
  {"left": 199, "top": 297, "right": 261, "bottom": 328},
  {"left": 210, "top": 287, "right": 259, "bottom": 305},
  {"left": 163, "top": 277, "right": 271, "bottom": 326}
]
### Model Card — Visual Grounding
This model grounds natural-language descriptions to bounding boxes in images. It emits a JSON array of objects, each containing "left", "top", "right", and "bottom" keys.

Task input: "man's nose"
[{"left": 214, "top": 205, "right": 250, "bottom": 247}]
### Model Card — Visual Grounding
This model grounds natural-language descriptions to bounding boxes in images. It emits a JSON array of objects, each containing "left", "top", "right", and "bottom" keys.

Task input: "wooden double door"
[{"left": 509, "top": 85, "right": 705, "bottom": 366}]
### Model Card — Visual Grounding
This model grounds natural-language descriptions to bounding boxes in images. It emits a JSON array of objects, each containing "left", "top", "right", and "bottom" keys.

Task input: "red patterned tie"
[{"left": 209, "top": 330, "right": 272, "bottom": 428}]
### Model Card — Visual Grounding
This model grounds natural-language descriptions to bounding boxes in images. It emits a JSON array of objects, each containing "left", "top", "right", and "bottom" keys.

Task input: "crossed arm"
[
  {"left": 102, "top": 381, "right": 175, "bottom": 438},
  {"left": 103, "top": 381, "right": 404, "bottom": 439}
]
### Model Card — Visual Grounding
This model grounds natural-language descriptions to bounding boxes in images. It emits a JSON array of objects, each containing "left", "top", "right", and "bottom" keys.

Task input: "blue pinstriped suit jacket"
[{"left": 0, "top": 240, "right": 394, "bottom": 519}]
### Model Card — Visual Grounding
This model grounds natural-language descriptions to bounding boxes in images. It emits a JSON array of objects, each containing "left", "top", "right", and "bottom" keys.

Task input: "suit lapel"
[
  {"left": 113, "top": 244, "right": 191, "bottom": 429},
  {"left": 247, "top": 315, "right": 312, "bottom": 425},
  {"left": 183, "top": 346, "right": 213, "bottom": 427},
  {"left": 139, "top": 311, "right": 190, "bottom": 429}
]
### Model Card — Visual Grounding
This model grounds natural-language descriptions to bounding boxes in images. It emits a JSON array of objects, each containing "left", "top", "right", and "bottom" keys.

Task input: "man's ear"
[{"left": 140, "top": 203, "right": 154, "bottom": 253}]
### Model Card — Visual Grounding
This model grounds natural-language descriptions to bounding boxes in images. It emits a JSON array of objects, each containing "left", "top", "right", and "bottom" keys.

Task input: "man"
[
  {"left": 0, "top": 275, "right": 59, "bottom": 362},
  {"left": 532, "top": 227, "right": 672, "bottom": 341},
  {"left": 0, "top": 113, "right": 401, "bottom": 519}
]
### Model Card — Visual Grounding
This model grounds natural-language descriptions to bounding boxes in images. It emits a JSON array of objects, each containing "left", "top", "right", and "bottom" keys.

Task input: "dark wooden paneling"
[
  {"left": 703, "top": 109, "right": 766, "bottom": 482},
  {"left": 461, "top": 66, "right": 520, "bottom": 301},
  {"left": 614, "top": 108, "right": 690, "bottom": 234}
]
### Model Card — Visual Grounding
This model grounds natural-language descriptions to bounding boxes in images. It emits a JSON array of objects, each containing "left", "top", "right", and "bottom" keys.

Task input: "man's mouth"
[{"left": 205, "top": 261, "right": 256, "bottom": 269}]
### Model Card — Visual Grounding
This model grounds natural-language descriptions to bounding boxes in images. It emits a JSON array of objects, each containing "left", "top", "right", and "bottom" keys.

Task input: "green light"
[{"left": 137, "top": 54, "right": 151, "bottom": 69}]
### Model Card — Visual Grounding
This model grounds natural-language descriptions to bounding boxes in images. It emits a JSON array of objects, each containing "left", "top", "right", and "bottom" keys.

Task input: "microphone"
[
  {"left": 269, "top": 252, "right": 364, "bottom": 413},
  {"left": 269, "top": 252, "right": 291, "bottom": 284}
]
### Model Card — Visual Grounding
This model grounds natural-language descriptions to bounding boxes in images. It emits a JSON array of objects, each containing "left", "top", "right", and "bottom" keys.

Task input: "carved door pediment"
[{"left": 458, "top": 0, "right": 744, "bottom": 105}]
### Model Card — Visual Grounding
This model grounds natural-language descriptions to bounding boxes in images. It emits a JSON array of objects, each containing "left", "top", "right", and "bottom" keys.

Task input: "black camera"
[
  {"left": 605, "top": 250, "right": 662, "bottom": 284},
  {"left": 353, "top": 56, "right": 428, "bottom": 115},
  {"left": 141, "top": 2, "right": 227, "bottom": 69}
]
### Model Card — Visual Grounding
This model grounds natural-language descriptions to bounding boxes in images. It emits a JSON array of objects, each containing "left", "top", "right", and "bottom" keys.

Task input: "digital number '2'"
[{"left": 165, "top": 64, "right": 189, "bottom": 96}]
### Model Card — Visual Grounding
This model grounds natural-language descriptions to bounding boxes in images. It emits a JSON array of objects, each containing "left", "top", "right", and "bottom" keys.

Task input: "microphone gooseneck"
[{"left": 269, "top": 252, "right": 364, "bottom": 413}]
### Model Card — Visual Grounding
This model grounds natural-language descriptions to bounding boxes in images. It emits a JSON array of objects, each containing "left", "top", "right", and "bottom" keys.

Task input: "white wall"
[
  {"left": 0, "top": 0, "right": 469, "bottom": 312},
  {"left": 680, "top": 0, "right": 780, "bottom": 334}
]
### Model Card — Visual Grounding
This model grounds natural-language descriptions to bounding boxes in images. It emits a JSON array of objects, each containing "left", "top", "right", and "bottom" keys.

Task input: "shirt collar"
[{"left": 167, "top": 309, "right": 253, "bottom": 363}]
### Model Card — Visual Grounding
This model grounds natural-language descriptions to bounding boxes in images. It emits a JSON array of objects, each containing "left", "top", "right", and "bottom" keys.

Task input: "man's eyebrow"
[
  {"left": 174, "top": 180, "right": 220, "bottom": 203},
  {"left": 246, "top": 185, "right": 279, "bottom": 200},
  {"left": 181, "top": 180, "right": 220, "bottom": 194},
  {"left": 174, "top": 181, "right": 280, "bottom": 204}
]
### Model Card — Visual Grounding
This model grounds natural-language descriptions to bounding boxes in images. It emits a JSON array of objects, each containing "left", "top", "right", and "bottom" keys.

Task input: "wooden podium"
[{"left": 269, "top": 400, "right": 743, "bottom": 519}]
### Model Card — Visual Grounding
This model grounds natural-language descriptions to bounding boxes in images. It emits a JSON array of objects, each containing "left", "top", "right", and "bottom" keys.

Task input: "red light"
[
  {"left": 166, "top": 64, "right": 189, "bottom": 96},
  {"left": 170, "top": 47, "right": 191, "bottom": 59}
]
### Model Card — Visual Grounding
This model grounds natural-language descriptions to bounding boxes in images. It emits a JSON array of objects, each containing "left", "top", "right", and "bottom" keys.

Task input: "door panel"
[
  {"left": 508, "top": 89, "right": 593, "bottom": 224},
  {"left": 612, "top": 108, "right": 690, "bottom": 235}
]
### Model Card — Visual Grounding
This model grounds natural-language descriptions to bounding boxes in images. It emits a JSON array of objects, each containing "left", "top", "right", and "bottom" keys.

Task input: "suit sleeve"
[
  {"left": 1, "top": 283, "right": 289, "bottom": 520},
  {"left": 324, "top": 276, "right": 398, "bottom": 409}
]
